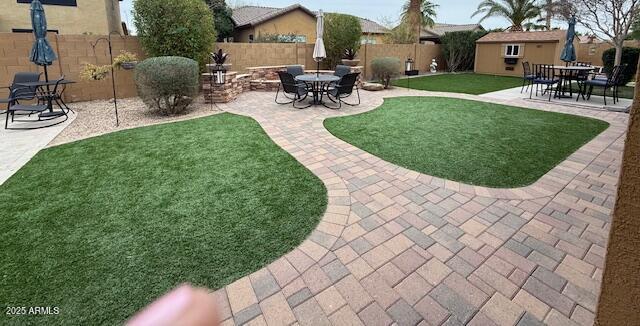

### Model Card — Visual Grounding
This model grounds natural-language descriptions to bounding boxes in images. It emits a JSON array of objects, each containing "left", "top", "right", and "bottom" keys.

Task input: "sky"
[{"left": 119, "top": 0, "right": 572, "bottom": 34}]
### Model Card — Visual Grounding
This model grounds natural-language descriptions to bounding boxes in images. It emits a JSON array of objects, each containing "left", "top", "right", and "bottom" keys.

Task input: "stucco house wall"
[{"left": 0, "top": 0, "right": 122, "bottom": 35}]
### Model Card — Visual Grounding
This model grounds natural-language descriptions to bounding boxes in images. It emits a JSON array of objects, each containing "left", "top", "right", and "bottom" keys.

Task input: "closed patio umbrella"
[
  {"left": 560, "top": 15, "right": 577, "bottom": 63},
  {"left": 313, "top": 10, "right": 326, "bottom": 76},
  {"left": 29, "top": 0, "right": 57, "bottom": 83}
]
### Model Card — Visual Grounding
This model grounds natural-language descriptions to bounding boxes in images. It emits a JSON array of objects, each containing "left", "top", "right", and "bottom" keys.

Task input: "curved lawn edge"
[
  {"left": 0, "top": 112, "right": 327, "bottom": 325},
  {"left": 324, "top": 96, "right": 610, "bottom": 189}
]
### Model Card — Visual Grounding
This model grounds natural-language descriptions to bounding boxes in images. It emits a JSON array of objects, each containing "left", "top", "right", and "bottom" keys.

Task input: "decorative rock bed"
[
  {"left": 202, "top": 65, "right": 364, "bottom": 103},
  {"left": 362, "top": 82, "right": 385, "bottom": 91}
]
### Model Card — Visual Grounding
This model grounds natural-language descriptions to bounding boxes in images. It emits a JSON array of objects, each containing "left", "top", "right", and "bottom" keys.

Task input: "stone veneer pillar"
[{"left": 594, "top": 63, "right": 640, "bottom": 325}]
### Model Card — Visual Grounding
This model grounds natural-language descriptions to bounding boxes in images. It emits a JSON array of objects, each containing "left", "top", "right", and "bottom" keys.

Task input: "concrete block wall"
[{"left": 0, "top": 32, "right": 143, "bottom": 102}]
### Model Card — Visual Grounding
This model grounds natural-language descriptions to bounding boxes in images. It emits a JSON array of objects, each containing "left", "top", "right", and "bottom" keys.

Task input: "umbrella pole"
[
  {"left": 317, "top": 61, "right": 320, "bottom": 77},
  {"left": 107, "top": 36, "right": 119, "bottom": 127},
  {"left": 44, "top": 65, "right": 53, "bottom": 112}
]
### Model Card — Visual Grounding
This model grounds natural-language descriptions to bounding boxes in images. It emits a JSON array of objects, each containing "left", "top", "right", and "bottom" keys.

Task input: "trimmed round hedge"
[
  {"left": 602, "top": 47, "right": 640, "bottom": 85},
  {"left": 134, "top": 56, "right": 200, "bottom": 115}
]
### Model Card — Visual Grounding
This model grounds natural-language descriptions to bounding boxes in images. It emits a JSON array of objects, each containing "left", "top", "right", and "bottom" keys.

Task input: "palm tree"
[
  {"left": 471, "top": 0, "right": 541, "bottom": 31},
  {"left": 538, "top": 0, "right": 573, "bottom": 30},
  {"left": 401, "top": 0, "right": 438, "bottom": 43}
]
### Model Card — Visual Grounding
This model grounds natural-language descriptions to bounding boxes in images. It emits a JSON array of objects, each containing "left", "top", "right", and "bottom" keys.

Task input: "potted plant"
[
  {"left": 341, "top": 48, "right": 360, "bottom": 66},
  {"left": 113, "top": 50, "right": 139, "bottom": 70},
  {"left": 210, "top": 49, "right": 231, "bottom": 70},
  {"left": 80, "top": 63, "right": 111, "bottom": 81}
]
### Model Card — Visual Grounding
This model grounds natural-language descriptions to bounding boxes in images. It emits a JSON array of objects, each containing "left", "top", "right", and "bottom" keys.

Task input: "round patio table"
[
  {"left": 552, "top": 66, "right": 595, "bottom": 98},
  {"left": 295, "top": 74, "right": 341, "bottom": 105}
]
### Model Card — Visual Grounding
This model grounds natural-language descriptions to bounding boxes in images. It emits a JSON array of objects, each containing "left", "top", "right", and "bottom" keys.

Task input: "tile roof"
[
  {"left": 421, "top": 23, "right": 484, "bottom": 38},
  {"left": 476, "top": 30, "right": 567, "bottom": 43},
  {"left": 359, "top": 17, "right": 388, "bottom": 34},
  {"left": 231, "top": 5, "right": 388, "bottom": 34},
  {"left": 232, "top": 4, "right": 315, "bottom": 27}
]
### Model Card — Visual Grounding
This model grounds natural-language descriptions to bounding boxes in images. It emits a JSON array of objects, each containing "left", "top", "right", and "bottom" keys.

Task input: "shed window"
[{"left": 505, "top": 44, "right": 521, "bottom": 57}]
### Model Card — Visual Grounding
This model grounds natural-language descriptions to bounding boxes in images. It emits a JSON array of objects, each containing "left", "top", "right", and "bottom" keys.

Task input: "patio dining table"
[
  {"left": 552, "top": 65, "right": 595, "bottom": 99},
  {"left": 295, "top": 74, "right": 341, "bottom": 105},
  {"left": 15, "top": 79, "right": 75, "bottom": 119}
]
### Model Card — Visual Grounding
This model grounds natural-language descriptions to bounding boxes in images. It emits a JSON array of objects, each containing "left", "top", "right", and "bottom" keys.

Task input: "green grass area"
[
  {"left": 324, "top": 97, "right": 609, "bottom": 188},
  {"left": 0, "top": 113, "right": 326, "bottom": 325},
  {"left": 391, "top": 73, "right": 524, "bottom": 95}
]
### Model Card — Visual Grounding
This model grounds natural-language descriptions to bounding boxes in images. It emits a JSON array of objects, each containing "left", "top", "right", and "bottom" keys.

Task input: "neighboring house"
[
  {"left": 420, "top": 23, "right": 484, "bottom": 44},
  {"left": 474, "top": 30, "right": 571, "bottom": 77},
  {"left": 359, "top": 17, "right": 389, "bottom": 44},
  {"left": 231, "top": 4, "right": 388, "bottom": 44},
  {"left": 0, "top": 0, "right": 122, "bottom": 35}
]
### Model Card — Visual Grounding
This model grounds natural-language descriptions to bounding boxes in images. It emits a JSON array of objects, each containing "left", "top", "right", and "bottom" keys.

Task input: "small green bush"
[
  {"left": 134, "top": 56, "right": 200, "bottom": 115},
  {"left": 324, "top": 13, "right": 362, "bottom": 68},
  {"left": 372, "top": 57, "right": 401, "bottom": 88},
  {"left": 134, "top": 0, "right": 216, "bottom": 67},
  {"left": 602, "top": 47, "right": 640, "bottom": 85},
  {"left": 441, "top": 30, "right": 488, "bottom": 72}
]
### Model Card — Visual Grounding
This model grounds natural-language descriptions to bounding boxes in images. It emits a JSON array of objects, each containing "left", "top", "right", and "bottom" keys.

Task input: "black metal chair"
[
  {"left": 580, "top": 64, "right": 627, "bottom": 105},
  {"left": 5, "top": 76, "right": 69, "bottom": 129},
  {"left": 286, "top": 65, "right": 305, "bottom": 78},
  {"left": 275, "top": 71, "right": 310, "bottom": 109},
  {"left": 568, "top": 62, "right": 593, "bottom": 101},
  {"left": 521, "top": 61, "right": 536, "bottom": 93},
  {"left": 1, "top": 72, "right": 42, "bottom": 112},
  {"left": 324, "top": 72, "right": 360, "bottom": 110},
  {"left": 530, "top": 64, "right": 560, "bottom": 101}
]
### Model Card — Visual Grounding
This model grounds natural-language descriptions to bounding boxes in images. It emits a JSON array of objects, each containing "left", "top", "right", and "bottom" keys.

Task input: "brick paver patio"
[{"left": 211, "top": 88, "right": 628, "bottom": 326}]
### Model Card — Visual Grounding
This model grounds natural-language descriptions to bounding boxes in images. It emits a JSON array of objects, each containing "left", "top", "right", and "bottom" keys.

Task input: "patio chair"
[
  {"left": 1, "top": 72, "right": 42, "bottom": 113},
  {"left": 521, "top": 61, "right": 535, "bottom": 93},
  {"left": 324, "top": 72, "right": 360, "bottom": 110},
  {"left": 334, "top": 65, "right": 351, "bottom": 78},
  {"left": 275, "top": 71, "right": 311, "bottom": 109},
  {"left": 286, "top": 65, "right": 305, "bottom": 78},
  {"left": 6, "top": 76, "right": 68, "bottom": 130},
  {"left": 530, "top": 64, "right": 560, "bottom": 101},
  {"left": 580, "top": 64, "right": 627, "bottom": 105}
]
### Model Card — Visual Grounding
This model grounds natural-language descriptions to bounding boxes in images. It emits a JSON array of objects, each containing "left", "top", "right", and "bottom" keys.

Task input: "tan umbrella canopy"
[{"left": 312, "top": 10, "right": 326, "bottom": 75}]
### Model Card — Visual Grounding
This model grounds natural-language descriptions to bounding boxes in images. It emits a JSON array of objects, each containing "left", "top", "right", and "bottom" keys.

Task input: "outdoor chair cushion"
[
  {"left": 533, "top": 78, "right": 559, "bottom": 84},
  {"left": 585, "top": 79, "right": 609, "bottom": 87}
]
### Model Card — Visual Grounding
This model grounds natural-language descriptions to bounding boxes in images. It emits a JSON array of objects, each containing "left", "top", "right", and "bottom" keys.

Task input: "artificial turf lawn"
[
  {"left": 391, "top": 73, "right": 525, "bottom": 95},
  {"left": 324, "top": 97, "right": 609, "bottom": 188},
  {"left": 0, "top": 113, "right": 326, "bottom": 325}
]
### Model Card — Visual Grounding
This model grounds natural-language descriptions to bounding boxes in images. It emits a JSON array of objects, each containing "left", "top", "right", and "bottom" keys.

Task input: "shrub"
[
  {"left": 254, "top": 32, "right": 305, "bottom": 43},
  {"left": 134, "top": 56, "right": 200, "bottom": 115},
  {"left": 383, "top": 23, "right": 414, "bottom": 44},
  {"left": 440, "top": 30, "right": 488, "bottom": 72},
  {"left": 133, "top": 0, "right": 216, "bottom": 67},
  {"left": 324, "top": 13, "right": 362, "bottom": 68},
  {"left": 371, "top": 57, "right": 401, "bottom": 88},
  {"left": 205, "top": 0, "right": 234, "bottom": 41},
  {"left": 602, "top": 47, "right": 640, "bottom": 85}
]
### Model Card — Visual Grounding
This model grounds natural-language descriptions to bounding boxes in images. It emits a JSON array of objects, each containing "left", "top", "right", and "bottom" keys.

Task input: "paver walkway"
[{"left": 211, "top": 88, "right": 628, "bottom": 326}]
